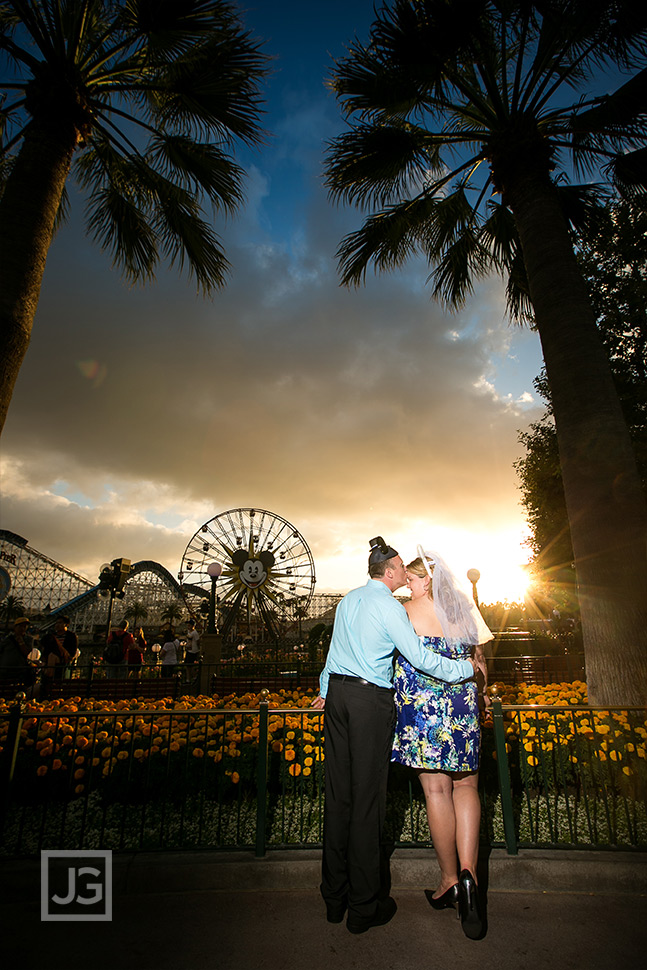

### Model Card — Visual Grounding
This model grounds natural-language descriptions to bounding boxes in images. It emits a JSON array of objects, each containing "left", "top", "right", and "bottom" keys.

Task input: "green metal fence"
[
  {"left": 1, "top": 695, "right": 645, "bottom": 857},
  {"left": 490, "top": 700, "right": 647, "bottom": 852}
]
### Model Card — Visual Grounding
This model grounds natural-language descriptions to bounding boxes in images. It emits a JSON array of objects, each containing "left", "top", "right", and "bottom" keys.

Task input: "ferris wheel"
[{"left": 179, "top": 508, "right": 316, "bottom": 640}]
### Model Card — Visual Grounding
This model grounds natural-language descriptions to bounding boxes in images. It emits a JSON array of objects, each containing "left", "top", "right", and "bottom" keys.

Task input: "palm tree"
[
  {"left": 124, "top": 599, "right": 148, "bottom": 630},
  {"left": 0, "top": 0, "right": 268, "bottom": 434},
  {"left": 0, "top": 594, "right": 27, "bottom": 631},
  {"left": 324, "top": 0, "right": 647, "bottom": 705},
  {"left": 160, "top": 601, "right": 184, "bottom": 627}
]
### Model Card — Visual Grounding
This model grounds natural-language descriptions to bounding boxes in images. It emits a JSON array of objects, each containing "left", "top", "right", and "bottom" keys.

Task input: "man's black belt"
[{"left": 329, "top": 673, "right": 393, "bottom": 693}]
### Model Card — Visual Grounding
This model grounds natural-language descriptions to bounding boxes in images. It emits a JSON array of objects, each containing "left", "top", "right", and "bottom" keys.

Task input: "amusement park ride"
[
  {"left": 0, "top": 508, "right": 322, "bottom": 644},
  {"left": 179, "top": 508, "right": 316, "bottom": 641}
]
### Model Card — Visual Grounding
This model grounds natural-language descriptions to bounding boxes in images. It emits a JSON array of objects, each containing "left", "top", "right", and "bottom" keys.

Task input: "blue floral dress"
[{"left": 391, "top": 636, "right": 480, "bottom": 772}]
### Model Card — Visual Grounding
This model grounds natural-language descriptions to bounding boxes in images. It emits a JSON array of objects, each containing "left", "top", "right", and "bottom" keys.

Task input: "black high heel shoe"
[
  {"left": 424, "top": 884, "right": 459, "bottom": 917},
  {"left": 458, "top": 869, "right": 483, "bottom": 939}
]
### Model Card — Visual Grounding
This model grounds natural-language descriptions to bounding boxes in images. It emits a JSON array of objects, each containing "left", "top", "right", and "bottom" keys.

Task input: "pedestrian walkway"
[{"left": 3, "top": 849, "right": 645, "bottom": 970}]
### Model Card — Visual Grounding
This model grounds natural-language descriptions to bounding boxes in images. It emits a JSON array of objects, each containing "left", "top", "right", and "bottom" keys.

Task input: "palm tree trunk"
[
  {"left": 0, "top": 124, "right": 76, "bottom": 435},
  {"left": 508, "top": 173, "right": 647, "bottom": 706}
]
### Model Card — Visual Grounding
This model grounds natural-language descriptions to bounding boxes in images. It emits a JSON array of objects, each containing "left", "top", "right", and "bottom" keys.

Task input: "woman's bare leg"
[
  {"left": 452, "top": 771, "right": 480, "bottom": 881},
  {"left": 418, "top": 770, "right": 458, "bottom": 897}
]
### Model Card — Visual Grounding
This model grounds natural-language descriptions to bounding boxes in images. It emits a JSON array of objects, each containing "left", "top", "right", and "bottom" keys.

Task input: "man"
[
  {"left": 0, "top": 616, "right": 36, "bottom": 693},
  {"left": 311, "top": 537, "right": 485, "bottom": 934},
  {"left": 184, "top": 620, "right": 201, "bottom": 663},
  {"left": 41, "top": 616, "right": 79, "bottom": 680},
  {"left": 104, "top": 619, "right": 132, "bottom": 679}
]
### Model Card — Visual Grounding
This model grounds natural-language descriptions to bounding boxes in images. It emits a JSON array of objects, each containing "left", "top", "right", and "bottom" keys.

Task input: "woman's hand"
[{"left": 311, "top": 695, "right": 325, "bottom": 710}]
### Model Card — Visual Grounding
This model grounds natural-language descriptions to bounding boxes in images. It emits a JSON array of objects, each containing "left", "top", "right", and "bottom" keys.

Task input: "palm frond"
[
  {"left": 144, "top": 32, "right": 268, "bottom": 144},
  {"left": 609, "top": 146, "right": 647, "bottom": 202},
  {"left": 430, "top": 227, "right": 492, "bottom": 307},
  {"left": 325, "top": 123, "right": 443, "bottom": 208},
  {"left": 85, "top": 179, "right": 158, "bottom": 284},
  {"left": 149, "top": 177, "right": 229, "bottom": 292},
  {"left": 149, "top": 133, "right": 244, "bottom": 213},
  {"left": 336, "top": 193, "right": 438, "bottom": 286}
]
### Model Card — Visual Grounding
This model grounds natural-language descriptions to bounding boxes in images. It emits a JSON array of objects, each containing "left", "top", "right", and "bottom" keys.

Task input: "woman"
[
  {"left": 127, "top": 627, "right": 146, "bottom": 675},
  {"left": 160, "top": 629, "right": 179, "bottom": 678},
  {"left": 391, "top": 547, "right": 492, "bottom": 939}
]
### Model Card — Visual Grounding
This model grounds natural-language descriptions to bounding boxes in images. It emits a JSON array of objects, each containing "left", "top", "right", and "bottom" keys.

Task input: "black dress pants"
[{"left": 321, "top": 677, "right": 395, "bottom": 921}]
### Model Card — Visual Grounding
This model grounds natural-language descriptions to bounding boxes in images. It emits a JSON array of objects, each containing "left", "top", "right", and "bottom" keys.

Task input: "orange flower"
[{"left": 289, "top": 763, "right": 302, "bottom": 776}]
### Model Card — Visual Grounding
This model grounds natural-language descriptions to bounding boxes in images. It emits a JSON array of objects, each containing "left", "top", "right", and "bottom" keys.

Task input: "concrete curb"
[{"left": 3, "top": 847, "right": 646, "bottom": 900}]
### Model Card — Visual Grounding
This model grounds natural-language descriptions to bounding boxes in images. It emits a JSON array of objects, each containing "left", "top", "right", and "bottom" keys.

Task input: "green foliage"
[
  {"left": 324, "top": 0, "right": 647, "bottom": 316},
  {"left": 0, "top": 0, "right": 269, "bottom": 292}
]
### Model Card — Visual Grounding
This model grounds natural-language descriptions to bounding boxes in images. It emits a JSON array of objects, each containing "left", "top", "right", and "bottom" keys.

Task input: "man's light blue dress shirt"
[{"left": 319, "top": 579, "right": 473, "bottom": 697}]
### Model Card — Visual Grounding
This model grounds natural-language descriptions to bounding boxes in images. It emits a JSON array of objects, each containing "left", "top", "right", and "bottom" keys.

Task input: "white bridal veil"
[{"left": 417, "top": 545, "right": 493, "bottom": 646}]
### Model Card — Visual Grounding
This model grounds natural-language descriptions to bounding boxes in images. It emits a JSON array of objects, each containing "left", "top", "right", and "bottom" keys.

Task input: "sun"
[{"left": 476, "top": 557, "right": 531, "bottom": 604}]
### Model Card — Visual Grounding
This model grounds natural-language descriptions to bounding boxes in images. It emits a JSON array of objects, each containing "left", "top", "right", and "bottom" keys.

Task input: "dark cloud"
[{"left": 0, "top": 67, "right": 543, "bottom": 598}]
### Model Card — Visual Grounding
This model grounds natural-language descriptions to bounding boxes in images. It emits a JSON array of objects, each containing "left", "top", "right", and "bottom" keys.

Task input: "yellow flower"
[
  {"left": 289, "top": 763, "right": 302, "bottom": 776},
  {"left": 284, "top": 748, "right": 296, "bottom": 762},
  {"left": 231, "top": 771, "right": 240, "bottom": 784}
]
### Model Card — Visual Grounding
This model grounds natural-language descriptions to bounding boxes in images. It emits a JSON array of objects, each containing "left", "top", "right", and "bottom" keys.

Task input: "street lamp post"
[
  {"left": 206, "top": 562, "right": 223, "bottom": 634},
  {"left": 200, "top": 562, "right": 223, "bottom": 695},
  {"left": 467, "top": 568, "right": 481, "bottom": 607}
]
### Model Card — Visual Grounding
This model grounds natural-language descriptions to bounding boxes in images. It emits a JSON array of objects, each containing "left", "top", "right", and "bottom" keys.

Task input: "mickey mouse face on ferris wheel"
[{"left": 232, "top": 549, "right": 275, "bottom": 589}]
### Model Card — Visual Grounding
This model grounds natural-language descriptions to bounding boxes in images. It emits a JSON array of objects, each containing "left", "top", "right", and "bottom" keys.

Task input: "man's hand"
[
  {"left": 470, "top": 655, "right": 487, "bottom": 680},
  {"left": 311, "top": 695, "right": 325, "bottom": 710}
]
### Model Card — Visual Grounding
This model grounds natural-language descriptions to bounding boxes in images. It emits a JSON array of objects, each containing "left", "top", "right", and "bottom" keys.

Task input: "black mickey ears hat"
[{"left": 368, "top": 536, "right": 399, "bottom": 565}]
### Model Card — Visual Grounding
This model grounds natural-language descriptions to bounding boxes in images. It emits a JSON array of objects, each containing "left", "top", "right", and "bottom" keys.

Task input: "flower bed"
[{"left": 1, "top": 682, "right": 645, "bottom": 852}]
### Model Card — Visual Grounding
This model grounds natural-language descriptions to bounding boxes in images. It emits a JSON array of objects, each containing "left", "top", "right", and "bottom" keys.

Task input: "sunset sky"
[{"left": 0, "top": 0, "right": 545, "bottom": 603}]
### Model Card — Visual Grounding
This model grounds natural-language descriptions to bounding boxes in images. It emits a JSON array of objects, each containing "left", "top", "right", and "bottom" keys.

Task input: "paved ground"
[{"left": 3, "top": 849, "right": 646, "bottom": 970}]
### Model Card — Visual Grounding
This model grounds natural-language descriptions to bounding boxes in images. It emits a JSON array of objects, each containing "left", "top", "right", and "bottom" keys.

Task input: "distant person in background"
[
  {"left": 0, "top": 617, "right": 37, "bottom": 693},
  {"left": 127, "top": 626, "right": 146, "bottom": 675},
  {"left": 184, "top": 621, "right": 201, "bottom": 664},
  {"left": 105, "top": 619, "right": 132, "bottom": 679},
  {"left": 41, "top": 616, "right": 79, "bottom": 682},
  {"left": 160, "top": 630, "right": 180, "bottom": 678}
]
